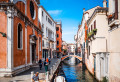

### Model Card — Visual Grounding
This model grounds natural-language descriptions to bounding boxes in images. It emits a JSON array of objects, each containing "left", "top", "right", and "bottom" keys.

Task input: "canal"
[{"left": 62, "top": 57, "right": 98, "bottom": 82}]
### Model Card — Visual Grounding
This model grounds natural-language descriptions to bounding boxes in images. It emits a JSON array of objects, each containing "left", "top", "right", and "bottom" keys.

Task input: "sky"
[{"left": 40, "top": 0, "right": 108, "bottom": 43}]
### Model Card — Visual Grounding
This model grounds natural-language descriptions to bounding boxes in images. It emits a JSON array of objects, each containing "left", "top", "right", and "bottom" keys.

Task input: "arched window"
[
  {"left": 18, "top": 24, "right": 23, "bottom": 49},
  {"left": 57, "top": 41, "right": 59, "bottom": 45},
  {"left": 39, "top": 37, "right": 41, "bottom": 51}
]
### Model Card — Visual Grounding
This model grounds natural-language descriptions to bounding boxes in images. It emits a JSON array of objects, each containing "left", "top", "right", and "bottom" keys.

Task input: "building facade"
[
  {"left": 108, "top": 0, "right": 120, "bottom": 81},
  {"left": 0, "top": 0, "right": 42, "bottom": 77},
  {"left": 38, "top": 6, "right": 56, "bottom": 60},
  {"left": 56, "top": 21, "right": 62, "bottom": 57},
  {"left": 74, "top": 26, "right": 81, "bottom": 56},
  {"left": 62, "top": 41, "right": 68, "bottom": 55},
  {"left": 86, "top": 6, "right": 109, "bottom": 81},
  {"left": 67, "top": 43, "right": 76, "bottom": 55}
]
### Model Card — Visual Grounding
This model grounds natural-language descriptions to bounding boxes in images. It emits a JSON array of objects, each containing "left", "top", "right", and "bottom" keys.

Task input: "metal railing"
[{"left": 31, "top": 58, "right": 61, "bottom": 82}]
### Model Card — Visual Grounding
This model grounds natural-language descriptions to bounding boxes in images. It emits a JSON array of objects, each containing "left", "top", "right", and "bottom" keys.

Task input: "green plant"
[
  {"left": 87, "top": 29, "right": 97, "bottom": 39},
  {"left": 93, "top": 29, "right": 97, "bottom": 34}
]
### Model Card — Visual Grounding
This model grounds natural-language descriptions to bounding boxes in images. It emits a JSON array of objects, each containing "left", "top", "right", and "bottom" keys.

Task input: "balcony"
[
  {"left": 108, "top": 13, "right": 119, "bottom": 27},
  {"left": 87, "top": 29, "right": 97, "bottom": 41},
  {"left": 48, "top": 37, "right": 54, "bottom": 42}
]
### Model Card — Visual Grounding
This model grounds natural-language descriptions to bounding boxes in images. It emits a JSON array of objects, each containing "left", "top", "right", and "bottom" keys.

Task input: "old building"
[
  {"left": 107, "top": 0, "right": 120, "bottom": 81},
  {"left": 0, "top": 0, "right": 42, "bottom": 77},
  {"left": 62, "top": 41, "right": 68, "bottom": 55},
  {"left": 38, "top": 6, "right": 56, "bottom": 60},
  {"left": 67, "top": 43, "right": 76, "bottom": 55},
  {"left": 75, "top": 1, "right": 110, "bottom": 80},
  {"left": 74, "top": 25, "right": 81, "bottom": 56},
  {"left": 86, "top": 6, "right": 109, "bottom": 81},
  {"left": 56, "top": 21, "right": 62, "bottom": 57}
]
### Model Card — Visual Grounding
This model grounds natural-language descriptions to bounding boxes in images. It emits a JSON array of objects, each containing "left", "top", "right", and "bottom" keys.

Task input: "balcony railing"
[
  {"left": 48, "top": 37, "right": 54, "bottom": 42},
  {"left": 108, "top": 13, "right": 115, "bottom": 24}
]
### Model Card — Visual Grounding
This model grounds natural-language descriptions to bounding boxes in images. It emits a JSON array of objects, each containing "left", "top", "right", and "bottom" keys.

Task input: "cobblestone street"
[{"left": 0, "top": 58, "right": 59, "bottom": 82}]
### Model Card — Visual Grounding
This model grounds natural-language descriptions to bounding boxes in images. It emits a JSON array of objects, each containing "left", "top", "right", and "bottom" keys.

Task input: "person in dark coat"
[
  {"left": 44, "top": 61, "right": 48, "bottom": 72},
  {"left": 38, "top": 59, "right": 42, "bottom": 70}
]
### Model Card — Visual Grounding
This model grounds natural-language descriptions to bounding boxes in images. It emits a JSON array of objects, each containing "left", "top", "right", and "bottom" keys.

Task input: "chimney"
[
  {"left": 83, "top": 8, "right": 85, "bottom": 13},
  {"left": 103, "top": 0, "right": 107, "bottom": 8}
]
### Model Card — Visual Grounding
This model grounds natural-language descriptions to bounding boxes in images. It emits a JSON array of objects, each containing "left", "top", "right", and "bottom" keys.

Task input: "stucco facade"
[
  {"left": 0, "top": 0, "right": 42, "bottom": 77},
  {"left": 38, "top": 6, "right": 56, "bottom": 60},
  {"left": 56, "top": 21, "right": 62, "bottom": 57},
  {"left": 108, "top": 0, "right": 120, "bottom": 81},
  {"left": 87, "top": 7, "right": 109, "bottom": 81}
]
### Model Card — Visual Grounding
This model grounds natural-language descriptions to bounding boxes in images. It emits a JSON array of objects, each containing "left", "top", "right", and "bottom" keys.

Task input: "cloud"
[{"left": 48, "top": 10, "right": 62, "bottom": 16}]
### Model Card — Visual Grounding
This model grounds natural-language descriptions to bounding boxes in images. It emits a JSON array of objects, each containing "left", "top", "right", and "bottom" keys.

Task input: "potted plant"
[
  {"left": 107, "top": 14, "right": 113, "bottom": 19},
  {"left": 93, "top": 29, "right": 97, "bottom": 35}
]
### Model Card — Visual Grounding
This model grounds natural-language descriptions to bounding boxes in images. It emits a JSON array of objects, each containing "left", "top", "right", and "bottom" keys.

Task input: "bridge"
[{"left": 61, "top": 55, "right": 82, "bottom": 61}]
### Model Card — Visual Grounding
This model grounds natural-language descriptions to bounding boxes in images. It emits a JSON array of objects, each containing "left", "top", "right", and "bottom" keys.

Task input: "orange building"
[
  {"left": 0, "top": 0, "right": 42, "bottom": 77},
  {"left": 56, "top": 21, "right": 62, "bottom": 57}
]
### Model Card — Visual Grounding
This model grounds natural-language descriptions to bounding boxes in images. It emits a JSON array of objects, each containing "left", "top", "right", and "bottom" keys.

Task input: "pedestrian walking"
[
  {"left": 49, "top": 57, "right": 51, "bottom": 64},
  {"left": 38, "top": 59, "right": 42, "bottom": 70},
  {"left": 46, "top": 58, "right": 49, "bottom": 64},
  {"left": 32, "top": 72, "right": 39, "bottom": 82},
  {"left": 44, "top": 61, "right": 48, "bottom": 72}
]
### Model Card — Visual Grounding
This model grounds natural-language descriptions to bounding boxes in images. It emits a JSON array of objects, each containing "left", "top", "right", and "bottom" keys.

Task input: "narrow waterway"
[{"left": 62, "top": 57, "right": 98, "bottom": 82}]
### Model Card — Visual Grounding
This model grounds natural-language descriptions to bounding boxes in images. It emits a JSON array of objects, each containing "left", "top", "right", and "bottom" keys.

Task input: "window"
[
  {"left": 48, "top": 18, "right": 52, "bottom": 25},
  {"left": 53, "top": 23, "right": 54, "bottom": 26},
  {"left": 115, "top": 0, "right": 118, "bottom": 19},
  {"left": 56, "top": 27, "right": 59, "bottom": 31},
  {"left": 57, "top": 34, "right": 59, "bottom": 37},
  {"left": 91, "top": 25, "right": 92, "bottom": 31},
  {"left": 30, "top": 1, "right": 34, "bottom": 18},
  {"left": 57, "top": 48, "right": 59, "bottom": 51},
  {"left": 42, "top": 11, "right": 44, "bottom": 17},
  {"left": 89, "top": 46, "right": 90, "bottom": 56},
  {"left": 42, "top": 40, "right": 44, "bottom": 47},
  {"left": 39, "top": 38, "right": 41, "bottom": 51},
  {"left": 46, "top": 16, "right": 47, "bottom": 21},
  {"left": 42, "top": 24, "right": 44, "bottom": 32},
  {"left": 89, "top": 28, "right": 90, "bottom": 33},
  {"left": 18, "top": 24, "right": 23, "bottom": 49},
  {"left": 46, "top": 28, "right": 48, "bottom": 37},
  {"left": 94, "top": 20, "right": 96, "bottom": 29},
  {"left": 57, "top": 41, "right": 59, "bottom": 45},
  {"left": 87, "top": 46, "right": 90, "bottom": 59}
]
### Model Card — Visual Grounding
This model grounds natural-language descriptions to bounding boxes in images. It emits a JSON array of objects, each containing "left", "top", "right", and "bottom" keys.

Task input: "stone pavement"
[{"left": 0, "top": 58, "right": 59, "bottom": 82}]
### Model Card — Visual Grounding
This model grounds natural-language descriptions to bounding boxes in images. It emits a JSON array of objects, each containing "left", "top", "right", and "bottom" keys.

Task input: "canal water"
[{"left": 62, "top": 57, "right": 98, "bottom": 82}]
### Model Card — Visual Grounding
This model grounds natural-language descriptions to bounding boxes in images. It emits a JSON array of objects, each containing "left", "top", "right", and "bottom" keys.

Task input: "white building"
[
  {"left": 67, "top": 43, "right": 76, "bottom": 55},
  {"left": 38, "top": 6, "right": 56, "bottom": 60}
]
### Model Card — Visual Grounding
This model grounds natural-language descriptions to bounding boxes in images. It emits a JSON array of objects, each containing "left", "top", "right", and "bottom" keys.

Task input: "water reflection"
[{"left": 62, "top": 57, "right": 98, "bottom": 82}]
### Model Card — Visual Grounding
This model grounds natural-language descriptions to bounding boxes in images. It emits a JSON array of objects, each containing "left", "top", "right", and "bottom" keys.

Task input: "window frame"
[
  {"left": 17, "top": 23, "right": 23, "bottom": 50},
  {"left": 39, "top": 37, "right": 41, "bottom": 51},
  {"left": 42, "top": 11, "right": 44, "bottom": 17},
  {"left": 57, "top": 41, "right": 59, "bottom": 45}
]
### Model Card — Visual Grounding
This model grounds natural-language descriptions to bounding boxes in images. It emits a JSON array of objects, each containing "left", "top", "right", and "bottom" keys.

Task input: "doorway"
[
  {"left": 32, "top": 44, "right": 35, "bottom": 63},
  {"left": 100, "top": 57, "right": 104, "bottom": 80}
]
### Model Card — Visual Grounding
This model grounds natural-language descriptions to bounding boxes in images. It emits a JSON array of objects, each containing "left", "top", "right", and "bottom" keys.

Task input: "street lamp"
[{"left": 0, "top": 32, "right": 6, "bottom": 37}]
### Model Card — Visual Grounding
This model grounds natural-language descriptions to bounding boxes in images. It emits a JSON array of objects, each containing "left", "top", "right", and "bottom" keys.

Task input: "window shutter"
[
  {"left": 94, "top": 21, "right": 96, "bottom": 29},
  {"left": 115, "top": 0, "right": 118, "bottom": 19},
  {"left": 91, "top": 25, "right": 92, "bottom": 31}
]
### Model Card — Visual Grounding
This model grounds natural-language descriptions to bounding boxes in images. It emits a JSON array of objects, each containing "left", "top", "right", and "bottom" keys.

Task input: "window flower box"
[
  {"left": 107, "top": 14, "right": 113, "bottom": 19},
  {"left": 87, "top": 29, "right": 97, "bottom": 40}
]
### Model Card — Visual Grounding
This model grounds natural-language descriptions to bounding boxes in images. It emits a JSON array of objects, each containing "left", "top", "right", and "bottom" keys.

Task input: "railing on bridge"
[{"left": 61, "top": 54, "right": 82, "bottom": 61}]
